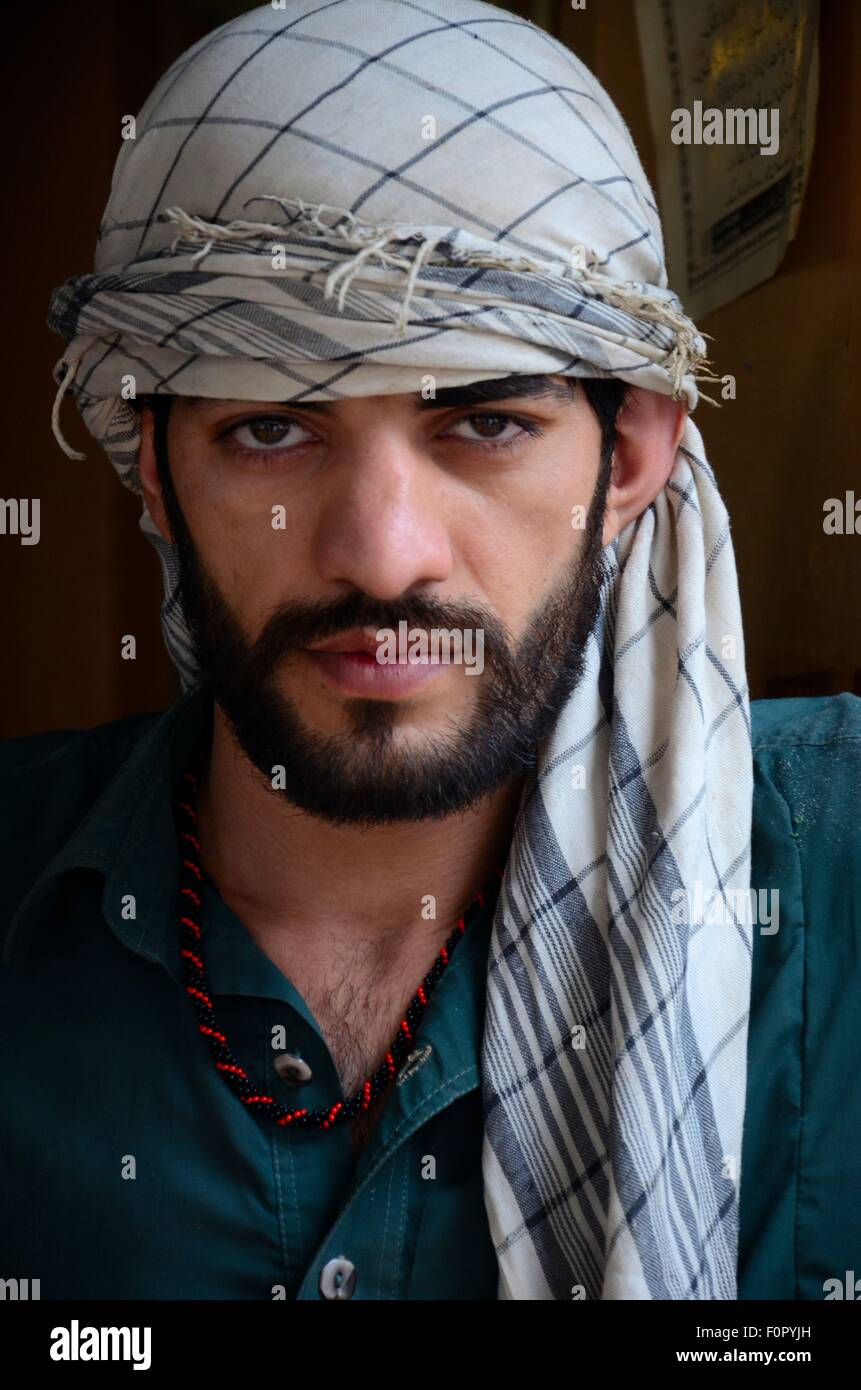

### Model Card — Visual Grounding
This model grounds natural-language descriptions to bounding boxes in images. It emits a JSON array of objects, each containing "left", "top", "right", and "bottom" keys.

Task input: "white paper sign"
[{"left": 636, "top": 0, "right": 820, "bottom": 319}]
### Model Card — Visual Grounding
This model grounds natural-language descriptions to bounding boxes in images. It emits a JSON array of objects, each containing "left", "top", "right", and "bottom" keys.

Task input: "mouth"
[{"left": 304, "top": 627, "right": 452, "bottom": 698}]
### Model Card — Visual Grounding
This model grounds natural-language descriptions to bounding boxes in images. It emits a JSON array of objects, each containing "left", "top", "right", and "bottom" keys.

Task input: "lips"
[{"left": 303, "top": 624, "right": 458, "bottom": 698}]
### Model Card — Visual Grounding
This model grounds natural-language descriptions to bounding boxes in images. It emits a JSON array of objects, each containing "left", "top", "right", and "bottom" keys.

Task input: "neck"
[{"left": 194, "top": 702, "right": 522, "bottom": 954}]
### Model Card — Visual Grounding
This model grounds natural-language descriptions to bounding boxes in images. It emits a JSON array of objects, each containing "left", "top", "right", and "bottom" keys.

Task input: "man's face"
[{"left": 148, "top": 374, "right": 611, "bottom": 826}]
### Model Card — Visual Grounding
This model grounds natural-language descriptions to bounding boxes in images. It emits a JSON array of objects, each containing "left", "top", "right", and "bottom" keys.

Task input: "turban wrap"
[{"left": 47, "top": 0, "right": 753, "bottom": 1300}]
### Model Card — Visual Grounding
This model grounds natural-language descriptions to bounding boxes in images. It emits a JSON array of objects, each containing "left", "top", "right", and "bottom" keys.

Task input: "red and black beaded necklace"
[{"left": 174, "top": 753, "right": 503, "bottom": 1131}]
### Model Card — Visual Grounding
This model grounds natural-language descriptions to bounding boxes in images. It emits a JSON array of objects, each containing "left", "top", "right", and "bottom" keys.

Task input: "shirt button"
[
  {"left": 319, "top": 1256, "right": 357, "bottom": 1300},
  {"left": 274, "top": 1052, "right": 313, "bottom": 1086}
]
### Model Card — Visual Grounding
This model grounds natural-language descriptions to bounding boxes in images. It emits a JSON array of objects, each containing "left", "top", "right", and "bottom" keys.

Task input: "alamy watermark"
[
  {"left": 373, "top": 622, "right": 484, "bottom": 675},
  {"left": 50, "top": 1320, "right": 151, "bottom": 1370},
  {"left": 671, "top": 882, "right": 779, "bottom": 934},
  {"left": 0, "top": 498, "right": 39, "bottom": 545},
  {"left": 671, "top": 102, "right": 779, "bottom": 157}
]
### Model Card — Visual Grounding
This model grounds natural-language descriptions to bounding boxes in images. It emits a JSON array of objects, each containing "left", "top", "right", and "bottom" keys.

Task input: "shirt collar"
[
  {"left": 5, "top": 685, "right": 500, "bottom": 1050},
  {"left": 4, "top": 682, "right": 213, "bottom": 967}
]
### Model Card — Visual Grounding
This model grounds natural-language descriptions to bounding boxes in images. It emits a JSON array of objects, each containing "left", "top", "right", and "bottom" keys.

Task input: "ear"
[
  {"left": 602, "top": 387, "right": 687, "bottom": 546},
  {"left": 137, "top": 404, "right": 175, "bottom": 544}
]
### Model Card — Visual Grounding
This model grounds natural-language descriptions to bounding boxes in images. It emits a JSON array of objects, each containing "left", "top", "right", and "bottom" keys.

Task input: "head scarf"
[{"left": 47, "top": 0, "right": 752, "bottom": 1300}]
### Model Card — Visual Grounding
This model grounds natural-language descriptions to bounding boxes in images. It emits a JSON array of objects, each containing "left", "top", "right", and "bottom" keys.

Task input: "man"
[{"left": 2, "top": 0, "right": 859, "bottom": 1301}]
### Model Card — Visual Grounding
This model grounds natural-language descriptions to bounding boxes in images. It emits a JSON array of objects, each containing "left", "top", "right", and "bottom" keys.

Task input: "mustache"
[{"left": 251, "top": 591, "right": 511, "bottom": 666}]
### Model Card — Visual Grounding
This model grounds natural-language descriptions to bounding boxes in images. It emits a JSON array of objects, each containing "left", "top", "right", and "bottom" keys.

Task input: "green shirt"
[{"left": 1, "top": 685, "right": 859, "bottom": 1300}]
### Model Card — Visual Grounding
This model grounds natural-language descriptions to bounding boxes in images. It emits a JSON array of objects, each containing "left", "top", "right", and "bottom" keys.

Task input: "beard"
[{"left": 155, "top": 429, "right": 610, "bottom": 828}]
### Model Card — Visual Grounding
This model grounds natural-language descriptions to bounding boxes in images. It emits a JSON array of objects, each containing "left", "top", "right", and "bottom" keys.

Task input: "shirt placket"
[{"left": 294, "top": 967, "right": 485, "bottom": 1300}]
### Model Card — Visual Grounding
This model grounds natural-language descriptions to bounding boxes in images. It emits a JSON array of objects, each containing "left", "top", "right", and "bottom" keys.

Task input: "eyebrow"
[{"left": 183, "top": 374, "right": 576, "bottom": 414}]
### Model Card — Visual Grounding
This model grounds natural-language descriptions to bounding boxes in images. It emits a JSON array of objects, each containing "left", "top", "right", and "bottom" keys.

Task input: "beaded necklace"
[{"left": 174, "top": 755, "right": 504, "bottom": 1130}]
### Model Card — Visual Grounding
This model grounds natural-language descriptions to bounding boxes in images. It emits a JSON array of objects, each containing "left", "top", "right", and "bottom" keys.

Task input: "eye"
[
  {"left": 443, "top": 412, "right": 544, "bottom": 452},
  {"left": 216, "top": 408, "right": 545, "bottom": 466},
  {"left": 219, "top": 414, "right": 316, "bottom": 462}
]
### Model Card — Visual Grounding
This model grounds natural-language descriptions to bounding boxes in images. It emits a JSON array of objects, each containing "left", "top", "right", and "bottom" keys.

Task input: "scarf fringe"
[{"left": 160, "top": 199, "right": 721, "bottom": 404}]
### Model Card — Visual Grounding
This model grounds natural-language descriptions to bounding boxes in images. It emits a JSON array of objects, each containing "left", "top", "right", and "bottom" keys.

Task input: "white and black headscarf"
[{"left": 47, "top": 0, "right": 753, "bottom": 1300}]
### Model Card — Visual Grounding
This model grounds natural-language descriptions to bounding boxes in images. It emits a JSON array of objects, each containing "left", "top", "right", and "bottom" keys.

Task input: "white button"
[
  {"left": 319, "top": 1256, "right": 357, "bottom": 1300},
  {"left": 274, "top": 1052, "right": 312, "bottom": 1086}
]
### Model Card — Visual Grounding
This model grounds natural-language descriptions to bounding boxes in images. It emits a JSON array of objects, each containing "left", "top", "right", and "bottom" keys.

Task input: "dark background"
[{"left": 3, "top": 0, "right": 859, "bottom": 735}]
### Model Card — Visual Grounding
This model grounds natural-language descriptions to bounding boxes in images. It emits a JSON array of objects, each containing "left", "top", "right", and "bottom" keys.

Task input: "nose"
[{"left": 311, "top": 426, "right": 455, "bottom": 598}]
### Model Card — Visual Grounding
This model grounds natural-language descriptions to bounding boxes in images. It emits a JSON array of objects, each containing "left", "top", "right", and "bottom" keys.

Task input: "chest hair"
[{"left": 294, "top": 938, "right": 418, "bottom": 1153}]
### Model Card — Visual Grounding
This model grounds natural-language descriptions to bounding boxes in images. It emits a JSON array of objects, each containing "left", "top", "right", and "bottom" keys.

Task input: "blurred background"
[{"left": 2, "top": 0, "right": 859, "bottom": 735}]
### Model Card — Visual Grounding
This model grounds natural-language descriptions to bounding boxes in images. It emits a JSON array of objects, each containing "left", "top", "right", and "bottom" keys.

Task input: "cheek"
[
  {"left": 182, "top": 471, "right": 308, "bottom": 625},
  {"left": 468, "top": 468, "right": 596, "bottom": 626}
]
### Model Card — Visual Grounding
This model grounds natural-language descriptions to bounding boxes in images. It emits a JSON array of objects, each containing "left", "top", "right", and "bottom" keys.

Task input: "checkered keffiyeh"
[{"left": 46, "top": 0, "right": 753, "bottom": 1299}]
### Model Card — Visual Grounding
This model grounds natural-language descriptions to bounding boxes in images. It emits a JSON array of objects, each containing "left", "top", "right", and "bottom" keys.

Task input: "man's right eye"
[{"left": 220, "top": 415, "right": 317, "bottom": 458}]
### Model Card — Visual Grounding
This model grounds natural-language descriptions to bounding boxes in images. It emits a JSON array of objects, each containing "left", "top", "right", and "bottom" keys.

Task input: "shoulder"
[
  {"left": 0, "top": 708, "right": 162, "bottom": 793},
  {"left": 742, "top": 692, "right": 861, "bottom": 1298},
  {"left": 751, "top": 689, "right": 861, "bottom": 752},
  {"left": 0, "top": 709, "right": 163, "bottom": 924},
  {"left": 749, "top": 691, "right": 861, "bottom": 866}
]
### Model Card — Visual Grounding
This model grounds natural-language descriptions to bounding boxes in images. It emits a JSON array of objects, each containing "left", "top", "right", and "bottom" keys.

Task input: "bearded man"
[{"left": 2, "top": 0, "right": 859, "bottom": 1303}]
